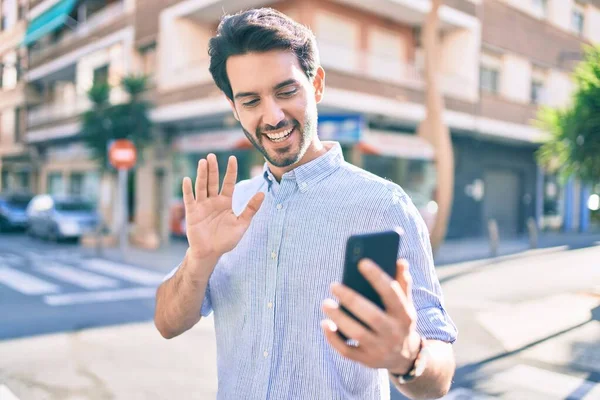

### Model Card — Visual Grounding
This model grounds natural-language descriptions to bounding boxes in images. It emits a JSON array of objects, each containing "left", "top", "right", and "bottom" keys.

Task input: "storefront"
[
  {"left": 40, "top": 142, "right": 100, "bottom": 202},
  {"left": 0, "top": 150, "right": 35, "bottom": 193}
]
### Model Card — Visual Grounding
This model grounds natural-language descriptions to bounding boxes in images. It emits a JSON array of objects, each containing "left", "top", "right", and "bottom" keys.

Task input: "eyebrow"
[{"left": 234, "top": 79, "right": 299, "bottom": 100}]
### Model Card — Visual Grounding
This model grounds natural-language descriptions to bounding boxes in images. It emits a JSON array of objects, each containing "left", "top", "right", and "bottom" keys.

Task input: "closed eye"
[
  {"left": 242, "top": 99, "right": 260, "bottom": 107},
  {"left": 279, "top": 89, "right": 298, "bottom": 98}
]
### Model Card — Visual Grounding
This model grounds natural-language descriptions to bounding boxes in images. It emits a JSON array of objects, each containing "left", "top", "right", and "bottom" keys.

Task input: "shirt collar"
[{"left": 262, "top": 141, "right": 344, "bottom": 193}]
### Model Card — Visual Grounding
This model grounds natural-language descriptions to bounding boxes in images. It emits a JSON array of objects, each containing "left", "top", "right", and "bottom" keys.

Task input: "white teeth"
[{"left": 265, "top": 127, "right": 294, "bottom": 142}]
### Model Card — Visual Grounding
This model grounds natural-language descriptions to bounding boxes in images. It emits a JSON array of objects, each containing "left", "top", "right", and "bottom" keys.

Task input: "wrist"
[
  {"left": 187, "top": 247, "right": 221, "bottom": 264},
  {"left": 183, "top": 249, "right": 220, "bottom": 282},
  {"left": 389, "top": 331, "right": 422, "bottom": 376}
]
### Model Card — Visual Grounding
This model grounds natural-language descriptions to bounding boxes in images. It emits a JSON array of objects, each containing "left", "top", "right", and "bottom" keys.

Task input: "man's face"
[{"left": 226, "top": 50, "right": 323, "bottom": 168}]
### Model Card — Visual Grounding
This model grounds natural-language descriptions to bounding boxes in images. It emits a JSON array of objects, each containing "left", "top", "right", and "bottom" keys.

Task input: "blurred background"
[{"left": 0, "top": 0, "right": 599, "bottom": 399}]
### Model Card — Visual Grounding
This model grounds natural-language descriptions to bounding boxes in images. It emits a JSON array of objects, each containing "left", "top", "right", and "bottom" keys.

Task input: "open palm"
[{"left": 182, "top": 154, "right": 265, "bottom": 260}]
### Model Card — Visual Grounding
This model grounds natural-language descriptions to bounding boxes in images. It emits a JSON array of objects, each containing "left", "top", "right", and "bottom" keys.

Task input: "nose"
[{"left": 262, "top": 97, "right": 285, "bottom": 129}]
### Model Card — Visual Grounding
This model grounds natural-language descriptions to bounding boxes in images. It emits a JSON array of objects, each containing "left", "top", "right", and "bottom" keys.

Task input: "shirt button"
[
  {"left": 263, "top": 351, "right": 269, "bottom": 358},
  {"left": 276, "top": 203, "right": 282, "bottom": 210},
  {"left": 301, "top": 182, "right": 307, "bottom": 189},
  {"left": 271, "top": 251, "right": 277, "bottom": 260},
  {"left": 267, "top": 302, "right": 273, "bottom": 309}
]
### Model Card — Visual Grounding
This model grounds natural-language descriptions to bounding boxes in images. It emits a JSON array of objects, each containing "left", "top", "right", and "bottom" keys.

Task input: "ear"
[
  {"left": 227, "top": 97, "right": 240, "bottom": 121},
  {"left": 312, "top": 66, "right": 325, "bottom": 104}
]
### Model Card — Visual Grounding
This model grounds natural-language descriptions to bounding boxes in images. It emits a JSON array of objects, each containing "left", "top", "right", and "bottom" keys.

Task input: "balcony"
[
  {"left": 27, "top": 88, "right": 126, "bottom": 127},
  {"left": 319, "top": 42, "right": 474, "bottom": 102},
  {"left": 159, "top": 58, "right": 212, "bottom": 91},
  {"left": 28, "top": 1, "right": 126, "bottom": 67}
]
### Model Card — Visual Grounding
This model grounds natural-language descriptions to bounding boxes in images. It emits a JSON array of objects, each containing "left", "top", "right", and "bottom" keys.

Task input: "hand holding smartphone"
[{"left": 337, "top": 229, "right": 402, "bottom": 342}]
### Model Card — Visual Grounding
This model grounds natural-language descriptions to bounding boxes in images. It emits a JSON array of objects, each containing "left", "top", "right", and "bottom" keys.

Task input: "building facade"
[
  {"left": 447, "top": 0, "right": 600, "bottom": 239},
  {"left": 0, "top": 0, "right": 598, "bottom": 248}
]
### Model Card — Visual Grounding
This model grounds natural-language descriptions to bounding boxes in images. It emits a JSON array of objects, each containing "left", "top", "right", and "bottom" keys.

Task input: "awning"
[
  {"left": 357, "top": 130, "right": 435, "bottom": 160},
  {"left": 173, "top": 130, "right": 252, "bottom": 153},
  {"left": 23, "top": 0, "right": 78, "bottom": 47}
]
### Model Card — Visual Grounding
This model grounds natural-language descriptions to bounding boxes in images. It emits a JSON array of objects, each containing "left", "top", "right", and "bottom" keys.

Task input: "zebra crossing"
[{"left": 0, "top": 253, "right": 165, "bottom": 306}]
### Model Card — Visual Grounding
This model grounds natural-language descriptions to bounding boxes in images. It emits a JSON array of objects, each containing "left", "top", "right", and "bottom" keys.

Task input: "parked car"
[
  {"left": 0, "top": 192, "right": 33, "bottom": 232},
  {"left": 26, "top": 194, "right": 100, "bottom": 241}
]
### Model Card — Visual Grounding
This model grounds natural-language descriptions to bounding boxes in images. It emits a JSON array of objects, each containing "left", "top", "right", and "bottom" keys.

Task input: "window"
[
  {"left": 47, "top": 172, "right": 65, "bottom": 196},
  {"left": 70, "top": 172, "right": 84, "bottom": 196},
  {"left": 531, "top": 81, "right": 545, "bottom": 104},
  {"left": 1, "top": 51, "right": 18, "bottom": 90},
  {"left": 14, "top": 107, "right": 20, "bottom": 142},
  {"left": 571, "top": 3, "right": 585, "bottom": 36},
  {"left": 480, "top": 67, "right": 499, "bottom": 94},
  {"left": 530, "top": 67, "right": 547, "bottom": 105},
  {"left": 532, "top": 0, "right": 547, "bottom": 18},
  {"left": 480, "top": 52, "right": 502, "bottom": 95},
  {"left": 139, "top": 43, "right": 157, "bottom": 78},
  {"left": 1, "top": 0, "right": 17, "bottom": 31},
  {"left": 1, "top": 170, "right": 9, "bottom": 190},
  {"left": 16, "top": 171, "right": 29, "bottom": 190},
  {"left": 314, "top": 12, "right": 360, "bottom": 73},
  {"left": 93, "top": 64, "right": 109, "bottom": 85}
]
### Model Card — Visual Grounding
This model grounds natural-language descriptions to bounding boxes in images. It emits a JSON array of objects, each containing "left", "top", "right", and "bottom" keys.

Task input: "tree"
[
  {"left": 536, "top": 45, "right": 600, "bottom": 184},
  {"left": 80, "top": 75, "right": 153, "bottom": 170},
  {"left": 416, "top": 0, "right": 455, "bottom": 251}
]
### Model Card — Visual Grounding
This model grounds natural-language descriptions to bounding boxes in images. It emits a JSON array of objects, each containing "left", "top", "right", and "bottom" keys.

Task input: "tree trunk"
[{"left": 416, "top": 0, "right": 455, "bottom": 252}]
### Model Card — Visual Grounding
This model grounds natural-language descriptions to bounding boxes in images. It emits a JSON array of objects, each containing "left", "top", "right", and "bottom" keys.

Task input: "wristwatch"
[{"left": 389, "top": 336, "right": 430, "bottom": 385}]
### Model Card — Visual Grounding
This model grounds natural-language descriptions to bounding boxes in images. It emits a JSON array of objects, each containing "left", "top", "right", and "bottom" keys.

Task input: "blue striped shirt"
[{"left": 164, "top": 141, "right": 457, "bottom": 400}]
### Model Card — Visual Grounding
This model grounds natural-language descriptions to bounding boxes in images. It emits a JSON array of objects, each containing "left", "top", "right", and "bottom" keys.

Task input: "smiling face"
[{"left": 226, "top": 50, "right": 325, "bottom": 177}]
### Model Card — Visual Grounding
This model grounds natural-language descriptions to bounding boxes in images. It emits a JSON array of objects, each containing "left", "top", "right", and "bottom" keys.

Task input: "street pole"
[{"left": 118, "top": 168, "right": 128, "bottom": 259}]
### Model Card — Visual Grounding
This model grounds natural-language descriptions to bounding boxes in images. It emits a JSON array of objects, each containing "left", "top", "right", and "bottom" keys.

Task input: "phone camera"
[{"left": 353, "top": 245, "right": 362, "bottom": 261}]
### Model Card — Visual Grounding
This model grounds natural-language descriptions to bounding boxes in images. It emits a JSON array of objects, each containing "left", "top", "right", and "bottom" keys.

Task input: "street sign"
[
  {"left": 109, "top": 139, "right": 136, "bottom": 170},
  {"left": 317, "top": 114, "right": 364, "bottom": 143}
]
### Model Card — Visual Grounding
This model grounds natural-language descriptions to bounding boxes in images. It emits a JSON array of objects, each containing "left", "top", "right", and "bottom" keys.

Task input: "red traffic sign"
[{"left": 109, "top": 139, "right": 137, "bottom": 170}]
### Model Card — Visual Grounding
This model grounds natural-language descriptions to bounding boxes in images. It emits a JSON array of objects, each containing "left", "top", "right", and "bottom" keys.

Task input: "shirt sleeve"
[
  {"left": 162, "top": 263, "right": 213, "bottom": 317},
  {"left": 379, "top": 188, "right": 458, "bottom": 344}
]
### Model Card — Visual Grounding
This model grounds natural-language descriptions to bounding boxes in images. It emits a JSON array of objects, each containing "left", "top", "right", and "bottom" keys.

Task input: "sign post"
[{"left": 108, "top": 139, "right": 137, "bottom": 258}]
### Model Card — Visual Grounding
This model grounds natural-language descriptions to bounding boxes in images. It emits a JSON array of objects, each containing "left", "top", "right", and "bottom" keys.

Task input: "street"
[
  {"left": 0, "top": 233, "right": 598, "bottom": 399},
  {"left": 0, "top": 233, "right": 163, "bottom": 341}
]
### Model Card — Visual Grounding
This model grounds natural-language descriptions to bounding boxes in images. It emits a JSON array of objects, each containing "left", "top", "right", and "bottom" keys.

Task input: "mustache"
[{"left": 258, "top": 120, "right": 296, "bottom": 134}]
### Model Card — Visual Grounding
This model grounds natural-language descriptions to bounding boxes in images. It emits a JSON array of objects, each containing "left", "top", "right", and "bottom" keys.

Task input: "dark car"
[
  {"left": 26, "top": 194, "right": 100, "bottom": 241},
  {"left": 0, "top": 192, "right": 33, "bottom": 232}
]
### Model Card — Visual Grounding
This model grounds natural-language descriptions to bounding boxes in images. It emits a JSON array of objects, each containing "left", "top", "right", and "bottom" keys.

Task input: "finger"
[
  {"left": 220, "top": 156, "right": 238, "bottom": 197},
  {"left": 194, "top": 159, "right": 207, "bottom": 201},
  {"left": 182, "top": 177, "right": 195, "bottom": 209},
  {"left": 395, "top": 259, "right": 413, "bottom": 304},
  {"left": 358, "top": 259, "right": 406, "bottom": 320},
  {"left": 321, "top": 319, "right": 370, "bottom": 364},
  {"left": 207, "top": 153, "right": 219, "bottom": 197},
  {"left": 331, "top": 282, "right": 395, "bottom": 334},
  {"left": 239, "top": 191, "right": 265, "bottom": 223},
  {"left": 322, "top": 298, "right": 377, "bottom": 346}
]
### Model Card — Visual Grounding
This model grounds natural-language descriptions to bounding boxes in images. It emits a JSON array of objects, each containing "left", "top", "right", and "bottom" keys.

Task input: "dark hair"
[{"left": 208, "top": 8, "right": 320, "bottom": 101}]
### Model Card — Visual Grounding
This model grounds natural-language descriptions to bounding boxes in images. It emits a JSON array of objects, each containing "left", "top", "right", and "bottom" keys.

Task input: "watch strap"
[{"left": 390, "top": 336, "right": 427, "bottom": 384}]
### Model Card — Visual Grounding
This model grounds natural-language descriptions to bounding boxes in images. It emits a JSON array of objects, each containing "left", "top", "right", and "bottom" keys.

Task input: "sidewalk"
[
  {"left": 81, "top": 232, "right": 600, "bottom": 271},
  {"left": 434, "top": 231, "right": 600, "bottom": 266}
]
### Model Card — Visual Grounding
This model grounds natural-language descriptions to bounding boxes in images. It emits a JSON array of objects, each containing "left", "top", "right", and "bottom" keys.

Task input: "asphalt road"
[{"left": 0, "top": 232, "right": 162, "bottom": 340}]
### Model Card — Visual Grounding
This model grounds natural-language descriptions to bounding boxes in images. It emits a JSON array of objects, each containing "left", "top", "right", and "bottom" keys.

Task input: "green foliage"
[
  {"left": 536, "top": 45, "right": 600, "bottom": 184},
  {"left": 80, "top": 74, "right": 153, "bottom": 170}
]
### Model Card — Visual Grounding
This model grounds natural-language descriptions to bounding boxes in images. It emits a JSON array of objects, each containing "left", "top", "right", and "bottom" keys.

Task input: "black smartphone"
[{"left": 338, "top": 229, "right": 402, "bottom": 342}]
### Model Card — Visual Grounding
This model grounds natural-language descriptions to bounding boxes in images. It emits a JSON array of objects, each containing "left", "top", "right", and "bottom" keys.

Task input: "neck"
[{"left": 268, "top": 137, "right": 327, "bottom": 181}]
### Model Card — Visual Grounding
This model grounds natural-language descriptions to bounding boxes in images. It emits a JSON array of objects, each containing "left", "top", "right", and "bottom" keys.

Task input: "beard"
[{"left": 241, "top": 102, "right": 318, "bottom": 168}]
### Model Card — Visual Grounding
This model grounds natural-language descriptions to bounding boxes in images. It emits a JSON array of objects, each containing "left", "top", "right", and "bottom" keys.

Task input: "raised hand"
[{"left": 182, "top": 153, "right": 265, "bottom": 261}]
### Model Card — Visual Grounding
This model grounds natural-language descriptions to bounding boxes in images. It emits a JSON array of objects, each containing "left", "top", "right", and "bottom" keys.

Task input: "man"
[{"left": 154, "top": 8, "right": 457, "bottom": 400}]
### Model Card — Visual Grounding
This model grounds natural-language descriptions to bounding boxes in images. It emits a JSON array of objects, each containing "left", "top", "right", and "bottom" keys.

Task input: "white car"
[{"left": 26, "top": 195, "right": 100, "bottom": 241}]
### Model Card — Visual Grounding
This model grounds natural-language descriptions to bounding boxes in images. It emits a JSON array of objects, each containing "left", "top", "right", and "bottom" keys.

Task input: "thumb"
[{"left": 239, "top": 191, "right": 265, "bottom": 223}]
